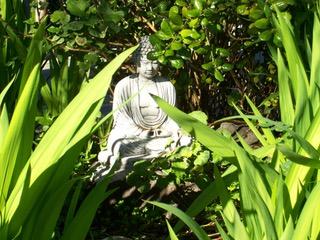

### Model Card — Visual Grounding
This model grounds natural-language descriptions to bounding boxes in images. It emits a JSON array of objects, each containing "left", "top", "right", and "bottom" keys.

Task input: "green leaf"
[
  {"left": 64, "top": 182, "right": 83, "bottom": 230},
  {"left": 249, "top": 7, "right": 264, "bottom": 20},
  {"left": 152, "top": 95, "right": 235, "bottom": 158},
  {"left": 188, "top": 111, "right": 208, "bottom": 124},
  {"left": 310, "top": 11, "right": 320, "bottom": 114},
  {"left": 211, "top": 166, "right": 249, "bottom": 239},
  {"left": 0, "top": 20, "right": 46, "bottom": 210},
  {"left": 194, "top": 150, "right": 210, "bottom": 166},
  {"left": 171, "top": 41, "right": 183, "bottom": 50},
  {"left": 47, "top": 26, "right": 60, "bottom": 33},
  {"left": 172, "top": 160, "right": 189, "bottom": 170},
  {"left": 61, "top": 177, "right": 116, "bottom": 240},
  {"left": 245, "top": 96, "right": 276, "bottom": 144},
  {"left": 292, "top": 183, "right": 320, "bottom": 240},
  {"left": 259, "top": 29, "right": 273, "bottom": 41},
  {"left": 156, "top": 30, "right": 173, "bottom": 40},
  {"left": 88, "top": 28, "right": 106, "bottom": 38},
  {"left": 188, "top": 18, "right": 199, "bottom": 28},
  {"left": 147, "top": 51, "right": 163, "bottom": 60},
  {"left": 170, "top": 59, "right": 184, "bottom": 69},
  {"left": 0, "top": 20, "right": 27, "bottom": 61},
  {"left": 192, "top": 0, "right": 203, "bottom": 10},
  {"left": 277, "top": 144, "right": 320, "bottom": 169},
  {"left": 274, "top": 7, "right": 315, "bottom": 207},
  {"left": 165, "top": 49, "right": 175, "bottom": 57},
  {"left": 161, "top": 19, "right": 174, "bottom": 36},
  {"left": 66, "top": 0, "right": 89, "bottom": 17},
  {"left": 271, "top": 1, "right": 289, "bottom": 11},
  {"left": 173, "top": 167, "right": 237, "bottom": 233},
  {"left": 254, "top": 18, "right": 270, "bottom": 29},
  {"left": 201, "top": 62, "right": 214, "bottom": 71},
  {"left": 0, "top": 105, "right": 9, "bottom": 147},
  {"left": 290, "top": 131, "right": 320, "bottom": 160},
  {"left": 217, "top": 48, "right": 230, "bottom": 57},
  {"left": 215, "top": 220, "right": 232, "bottom": 240},
  {"left": 19, "top": 18, "right": 46, "bottom": 95},
  {"left": 166, "top": 220, "right": 180, "bottom": 240},
  {"left": 214, "top": 69, "right": 224, "bottom": 81},
  {"left": 179, "top": 29, "right": 192, "bottom": 38},
  {"left": 103, "top": 6, "right": 124, "bottom": 23},
  {"left": 276, "top": 50, "right": 294, "bottom": 126},
  {"left": 221, "top": 63, "right": 233, "bottom": 72},
  {"left": 30, "top": 181, "right": 75, "bottom": 240},
  {"left": 186, "top": 8, "right": 201, "bottom": 18},
  {"left": 235, "top": 146, "right": 277, "bottom": 240},
  {"left": 169, "top": 6, "right": 183, "bottom": 26},
  {"left": 175, "top": 0, "right": 187, "bottom": 7},
  {"left": 0, "top": 79, "right": 14, "bottom": 107},
  {"left": 237, "top": 5, "right": 249, "bottom": 15},
  {"left": 64, "top": 21, "right": 84, "bottom": 31},
  {"left": 148, "top": 201, "right": 211, "bottom": 240},
  {"left": 50, "top": 10, "right": 70, "bottom": 24}
]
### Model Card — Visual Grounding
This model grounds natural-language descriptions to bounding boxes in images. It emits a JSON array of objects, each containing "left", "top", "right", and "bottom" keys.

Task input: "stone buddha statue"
[{"left": 93, "top": 36, "right": 190, "bottom": 181}]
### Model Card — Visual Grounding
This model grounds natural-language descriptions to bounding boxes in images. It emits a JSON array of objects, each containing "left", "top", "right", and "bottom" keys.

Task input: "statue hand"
[{"left": 97, "top": 150, "right": 110, "bottom": 164}]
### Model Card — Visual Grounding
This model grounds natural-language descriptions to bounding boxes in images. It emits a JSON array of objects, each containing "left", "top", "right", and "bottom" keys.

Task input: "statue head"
[{"left": 133, "top": 36, "right": 159, "bottom": 79}]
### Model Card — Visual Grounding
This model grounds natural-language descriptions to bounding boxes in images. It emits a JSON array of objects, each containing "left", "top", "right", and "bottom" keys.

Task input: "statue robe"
[{"left": 106, "top": 74, "right": 179, "bottom": 156}]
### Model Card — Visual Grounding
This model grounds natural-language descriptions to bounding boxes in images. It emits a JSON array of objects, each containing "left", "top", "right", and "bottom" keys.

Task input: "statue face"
[{"left": 137, "top": 56, "right": 159, "bottom": 79}]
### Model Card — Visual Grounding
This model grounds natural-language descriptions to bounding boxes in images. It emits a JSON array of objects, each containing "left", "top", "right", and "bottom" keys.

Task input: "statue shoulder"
[
  {"left": 156, "top": 77, "right": 175, "bottom": 92},
  {"left": 115, "top": 75, "right": 137, "bottom": 91}
]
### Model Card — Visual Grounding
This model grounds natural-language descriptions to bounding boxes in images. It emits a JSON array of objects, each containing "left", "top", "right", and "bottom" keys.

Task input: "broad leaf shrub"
[
  {"left": 149, "top": 3, "right": 320, "bottom": 240},
  {"left": 15, "top": 0, "right": 314, "bottom": 123},
  {"left": 0, "top": 14, "right": 138, "bottom": 239},
  {"left": 36, "top": 0, "right": 308, "bottom": 119}
]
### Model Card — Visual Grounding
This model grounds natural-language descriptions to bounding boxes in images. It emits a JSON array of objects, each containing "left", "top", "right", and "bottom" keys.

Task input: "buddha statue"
[{"left": 93, "top": 36, "right": 190, "bottom": 181}]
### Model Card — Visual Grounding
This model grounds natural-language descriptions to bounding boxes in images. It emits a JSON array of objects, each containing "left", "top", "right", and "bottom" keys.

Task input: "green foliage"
[
  {"left": 35, "top": 0, "right": 292, "bottom": 119},
  {"left": 0, "top": 8, "right": 138, "bottom": 237},
  {"left": 149, "top": 3, "right": 320, "bottom": 238},
  {"left": 146, "top": 0, "right": 282, "bottom": 115},
  {"left": 127, "top": 139, "right": 213, "bottom": 190},
  {"left": 2, "top": 1, "right": 320, "bottom": 239}
]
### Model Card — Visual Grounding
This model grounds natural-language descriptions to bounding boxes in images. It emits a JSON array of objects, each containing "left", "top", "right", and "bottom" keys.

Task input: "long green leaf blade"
[
  {"left": 173, "top": 166, "right": 237, "bottom": 233},
  {"left": 292, "top": 183, "right": 320, "bottom": 240},
  {"left": 309, "top": 11, "right": 320, "bottom": 114},
  {"left": 148, "top": 201, "right": 211, "bottom": 240},
  {"left": 166, "top": 220, "right": 180, "bottom": 240},
  {"left": 152, "top": 95, "right": 235, "bottom": 158},
  {"left": 60, "top": 177, "right": 115, "bottom": 240},
  {"left": 5, "top": 46, "right": 138, "bottom": 236},
  {"left": 277, "top": 50, "right": 294, "bottom": 127},
  {"left": 0, "top": 63, "right": 40, "bottom": 209},
  {"left": 22, "top": 181, "right": 76, "bottom": 240}
]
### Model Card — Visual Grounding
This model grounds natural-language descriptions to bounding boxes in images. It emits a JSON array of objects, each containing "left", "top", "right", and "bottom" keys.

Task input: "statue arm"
[{"left": 110, "top": 77, "right": 145, "bottom": 138}]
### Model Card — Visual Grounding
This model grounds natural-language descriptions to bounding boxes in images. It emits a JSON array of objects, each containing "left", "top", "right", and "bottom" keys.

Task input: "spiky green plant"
[
  {"left": 0, "top": 16, "right": 137, "bottom": 239},
  {"left": 149, "top": 3, "right": 320, "bottom": 240}
]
